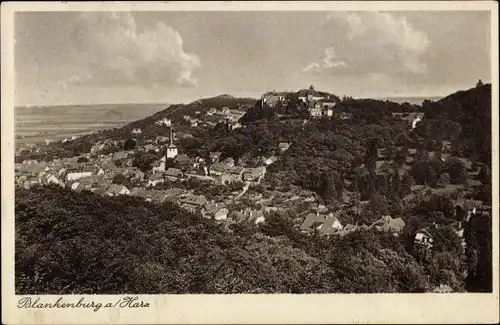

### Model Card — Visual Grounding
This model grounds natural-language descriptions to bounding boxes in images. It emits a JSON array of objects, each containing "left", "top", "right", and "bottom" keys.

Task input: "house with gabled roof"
[
  {"left": 210, "top": 163, "right": 245, "bottom": 185},
  {"left": 185, "top": 170, "right": 213, "bottom": 182},
  {"left": 300, "top": 213, "right": 327, "bottom": 231},
  {"left": 226, "top": 109, "right": 246, "bottom": 122},
  {"left": 248, "top": 209, "right": 266, "bottom": 225},
  {"left": 161, "top": 188, "right": 186, "bottom": 203},
  {"left": 147, "top": 173, "right": 165, "bottom": 187},
  {"left": 164, "top": 168, "right": 184, "bottom": 181},
  {"left": 233, "top": 208, "right": 265, "bottom": 225},
  {"left": 297, "top": 85, "right": 325, "bottom": 103},
  {"left": 318, "top": 213, "right": 343, "bottom": 235},
  {"left": 179, "top": 195, "right": 208, "bottom": 213},
  {"left": 107, "top": 184, "right": 130, "bottom": 196},
  {"left": 174, "top": 154, "right": 194, "bottom": 169},
  {"left": 278, "top": 142, "right": 290, "bottom": 152},
  {"left": 243, "top": 166, "right": 266, "bottom": 184},
  {"left": 40, "top": 173, "right": 61, "bottom": 186},
  {"left": 150, "top": 190, "right": 167, "bottom": 203},
  {"left": 371, "top": 215, "right": 406, "bottom": 236},
  {"left": 317, "top": 98, "right": 337, "bottom": 109},
  {"left": 414, "top": 228, "right": 434, "bottom": 252},
  {"left": 202, "top": 202, "right": 229, "bottom": 221},
  {"left": 152, "top": 158, "right": 166, "bottom": 174},
  {"left": 78, "top": 175, "right": 103, "bottom": 188},
  {"left": 130, "top": 187, "right": 148, "bottom": 198},
  {"left": 66, "top": 167, "right": 93, "bottom": 182},
  {"left": 218, "top": 106, "right": 231, "bottom": 116},
  {"left": 261, "top": 91, "right": 287, "bottom": 108}
]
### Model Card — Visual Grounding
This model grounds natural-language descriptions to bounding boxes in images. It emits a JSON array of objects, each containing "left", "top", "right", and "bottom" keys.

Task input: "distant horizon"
[{"left": 15, "top": 92, "right": 450, "bottom": 109}]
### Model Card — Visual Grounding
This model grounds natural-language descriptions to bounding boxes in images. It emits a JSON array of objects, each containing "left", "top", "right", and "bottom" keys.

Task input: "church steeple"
[
  {"left": 169, "top": 125, "right": 174, "bottom": 146},
  {"left": 166, "top": 125, "right": 178, "bottom": 159}
]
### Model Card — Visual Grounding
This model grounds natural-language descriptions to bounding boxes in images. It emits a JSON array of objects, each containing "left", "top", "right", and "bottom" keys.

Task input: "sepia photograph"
[{"left": 2, "top": 1, "right": 499, "bottom": 324}]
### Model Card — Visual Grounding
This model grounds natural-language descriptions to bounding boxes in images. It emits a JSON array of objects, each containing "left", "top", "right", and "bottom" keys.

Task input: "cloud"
[
  {"left": 302, "top": 62, "right": 321, "bottom": 73},
  {"left": 322, "top": 47, "right": 347, "bottom": 68},
  {"left": 302, "top": 46, "right": 347, "bottom": 72},
  {"left": 306, "top": 12, "right": 429, "bottom": 76},
  {"left": 64, "top": 12, "right": 201, "bottom": 88}
]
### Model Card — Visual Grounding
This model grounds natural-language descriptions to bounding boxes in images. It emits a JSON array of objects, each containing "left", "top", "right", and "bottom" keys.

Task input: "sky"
[{"left": 15, "top": 10, "right": 491, "bottom": 106}]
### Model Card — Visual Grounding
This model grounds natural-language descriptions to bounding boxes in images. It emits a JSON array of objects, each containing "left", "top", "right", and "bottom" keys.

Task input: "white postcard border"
[{"left": 2, "top": 1, "right": 499, "bottom": 324}]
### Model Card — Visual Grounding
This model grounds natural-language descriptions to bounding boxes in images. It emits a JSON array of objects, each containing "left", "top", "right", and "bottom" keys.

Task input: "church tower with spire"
[{"left": 166, "top": 125, "right": 178, "bottom": 159}]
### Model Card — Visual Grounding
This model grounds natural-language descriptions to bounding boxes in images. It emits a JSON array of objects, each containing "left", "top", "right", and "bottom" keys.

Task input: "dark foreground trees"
[{"left": 14, "top": 185, "right": 467, "bottom": 294}]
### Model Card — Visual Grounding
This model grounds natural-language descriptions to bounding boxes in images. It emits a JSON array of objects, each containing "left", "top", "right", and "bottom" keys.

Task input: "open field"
[{"left": 15, "top": 103, "right": 167, "bottom": 147}]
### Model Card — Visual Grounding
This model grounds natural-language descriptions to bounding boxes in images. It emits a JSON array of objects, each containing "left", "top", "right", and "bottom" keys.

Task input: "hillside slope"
[
  {"left": 17, "top": 185, "right": 439, "bottom": 294},
  {"left": 419, "top": 83, "right": 492, "bottom": 163}
]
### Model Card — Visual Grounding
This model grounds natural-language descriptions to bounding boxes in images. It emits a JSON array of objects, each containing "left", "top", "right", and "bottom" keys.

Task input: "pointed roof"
[
  {"left": 179, "top": 195, "right": 208, "bottom": 207},
  {"left": 163, "top": 187, "right": 186, "bottom": 199},
  {"left": 278, "top": 142, "right": 290, "bottom": 149},
  {"left": 297, "top": 88, "right": 323, "bottom": 98},
  {"left": 107, "top": 184, "right": 127, "bottom": 194},
  {"left": 149, "top": 173, "right": 164, "bottom": 181},
  {"left": 319, "top": 216, "right": 342, "bottom": 235},
  {"left": 416, "top": 228, "right": 434, "bottom": 239},
  {"left": 165, "top": 168, "right": 183, "bottom": 177},
  {"left": 301, "top": 213, "right": 327, "bottom": 230},
  {"left": 168, "top": 125, "right": 176, "bottom": 148}
]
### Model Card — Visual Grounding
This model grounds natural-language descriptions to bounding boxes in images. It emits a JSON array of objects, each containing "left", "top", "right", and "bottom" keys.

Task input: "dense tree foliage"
[
  {"left": 123, "top": 138, "right": 137, "bottom": 151},
  {"left": 420, "top": 83, "right": 491, "bottom": 163},
  {"left": 15, "top": 186, "right": 477, "bottom": 294}
]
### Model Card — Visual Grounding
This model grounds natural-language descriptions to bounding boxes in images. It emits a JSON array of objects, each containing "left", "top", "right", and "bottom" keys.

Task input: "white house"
[
  {"left": 156, "top": 117, "right": 171, "bottom": 127},
  {"left": 414, "top": 228, "right": 434, "bottom": 250},
  {"left": 318, "top": 214, "right": 343, "bottom": 235},
  {"left": 152, "top": 156, "right": 167, "bottom": 173},
  {"left": 278, "top": 142, "right": 290, "bottom": 152},
  {"left": 147, "top": 173, "right": 165, "bottom": 187},
  {"left": 107, "top": 184, "right": 130, "bottom": 196},
  {"left": 202, "top": 203, "right": 229, "bottom": 221},
  {"left": 42, "top": 174, "right": 61, "bottom": 186},
  {"left": 66, "top": 168, "right": 93, "bottom": 182}
]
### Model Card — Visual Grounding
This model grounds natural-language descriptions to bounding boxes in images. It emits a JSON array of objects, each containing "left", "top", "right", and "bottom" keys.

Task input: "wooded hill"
[{"left": 14, "top": 185, "right": 479, "bottom": 294}]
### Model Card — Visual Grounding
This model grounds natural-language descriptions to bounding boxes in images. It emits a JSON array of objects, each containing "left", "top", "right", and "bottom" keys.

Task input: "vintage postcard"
[{"left": 2, "top": 1, "right": 499, "bottom": 324}]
